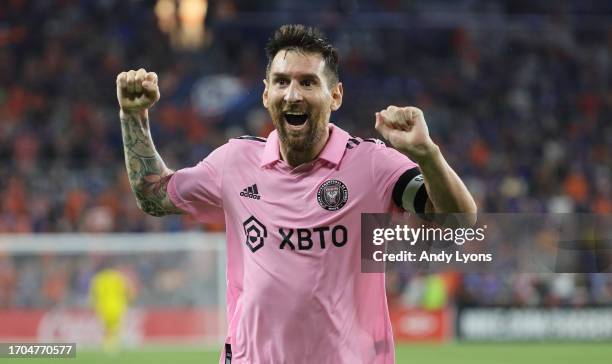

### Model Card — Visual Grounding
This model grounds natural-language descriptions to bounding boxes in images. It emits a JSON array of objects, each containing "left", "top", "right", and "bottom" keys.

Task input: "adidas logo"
[{"left": 240, "top": 184, "right": 261, "bottom": 200}]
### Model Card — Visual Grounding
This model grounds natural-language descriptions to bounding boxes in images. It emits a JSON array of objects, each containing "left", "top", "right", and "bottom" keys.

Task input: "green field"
[{"left": 4, "top": 343, "right": 612, "bottom": 364}]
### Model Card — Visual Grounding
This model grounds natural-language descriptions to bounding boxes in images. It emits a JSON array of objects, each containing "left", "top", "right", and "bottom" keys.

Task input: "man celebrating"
[{"left": 117, "top": 24, "right": 475, "bottom": 364}]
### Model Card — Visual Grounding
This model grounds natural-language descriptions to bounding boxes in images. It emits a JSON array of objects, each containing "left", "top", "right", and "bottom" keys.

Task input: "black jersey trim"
[
  {"left": 235, "top": 135, "right": 266, "bottom": 142},
  {"left": 392, "top": 167, "right": 427, "bottom": 213},
  {"left": 363, "top": 138, "right": 385, "bottom": 145},
  {"left": 346, "top": 137, "right": 361, "bottom": 150}
]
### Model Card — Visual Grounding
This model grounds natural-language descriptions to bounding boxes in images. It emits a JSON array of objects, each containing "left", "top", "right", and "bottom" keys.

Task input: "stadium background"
[{"left": 0, "top": 0, "right": 611, "bottom": 363}]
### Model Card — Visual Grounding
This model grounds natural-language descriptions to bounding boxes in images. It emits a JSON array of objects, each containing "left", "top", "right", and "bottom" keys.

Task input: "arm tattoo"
[{"left": 120, "top": 110, "right": 181, "bottom": 216}]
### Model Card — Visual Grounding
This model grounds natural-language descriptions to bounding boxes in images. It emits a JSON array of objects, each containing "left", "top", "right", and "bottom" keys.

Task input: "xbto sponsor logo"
[
  {"left": 279, "top": 225, "right": 348, "bottom": 250},
  {"left": 242, "top": 217, "right": 348, "bottom": 253}
]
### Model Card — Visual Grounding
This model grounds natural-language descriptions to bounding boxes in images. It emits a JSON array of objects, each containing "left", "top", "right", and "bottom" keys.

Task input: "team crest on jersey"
[{"left": 317, "top": 180, "right": 348, "bottom": 211}]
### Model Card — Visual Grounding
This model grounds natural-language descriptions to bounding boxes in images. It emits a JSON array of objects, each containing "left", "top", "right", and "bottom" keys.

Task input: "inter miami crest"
[{"left": 317, "top": 180, "right": 348, "bottom": 211}]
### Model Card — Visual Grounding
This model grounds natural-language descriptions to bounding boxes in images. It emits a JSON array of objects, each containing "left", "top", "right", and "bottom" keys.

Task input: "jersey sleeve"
[
  {"left": 167, "top": 143, "right": 228, "bottom": 223},
  {"left": 370, "top": 141, "right": 422, "bottom": 213}
]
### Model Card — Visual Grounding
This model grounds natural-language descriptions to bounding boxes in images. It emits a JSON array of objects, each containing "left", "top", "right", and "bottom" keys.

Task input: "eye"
[
  {"left": 275, "top": 78, "right": 288, "bottom": 86},
  {"left": 301, "top": 79, "right": 314, "bottom": 87}
]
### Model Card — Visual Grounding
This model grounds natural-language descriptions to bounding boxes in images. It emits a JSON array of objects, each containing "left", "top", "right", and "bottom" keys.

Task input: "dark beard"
[{"left": 273, "top": 110, "right": 326, "bottom": 166}]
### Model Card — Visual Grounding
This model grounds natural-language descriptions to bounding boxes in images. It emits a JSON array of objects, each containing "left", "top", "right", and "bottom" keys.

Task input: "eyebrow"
[{"left": 270, "top": 72, "right": 321, "bottom": 80}]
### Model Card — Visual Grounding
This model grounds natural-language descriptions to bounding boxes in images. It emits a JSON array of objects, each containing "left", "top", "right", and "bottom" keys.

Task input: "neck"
[{"left": 280, "top": 126, "right": 330, "bottom": 167}]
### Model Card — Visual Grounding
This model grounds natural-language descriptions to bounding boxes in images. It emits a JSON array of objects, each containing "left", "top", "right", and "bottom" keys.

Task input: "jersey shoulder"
[
  {"left": 227, "top": 135, "right": 267, "bottom": 152},
  {"left": 221, "top": 135, "right": 267, "bottom": 166},
  {"left": 233, "top": 135, "right": 267, "bottom": 143}
]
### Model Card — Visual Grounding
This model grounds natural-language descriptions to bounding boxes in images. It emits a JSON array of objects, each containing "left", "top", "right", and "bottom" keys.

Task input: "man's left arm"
[{"left": 375, "top": 106, "right": 477, "bottom": 223}]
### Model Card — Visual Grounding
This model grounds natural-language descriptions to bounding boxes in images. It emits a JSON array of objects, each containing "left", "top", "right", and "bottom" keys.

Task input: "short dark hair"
[{"left": 265, "top": 24, "right": 339, "bottom": 86}]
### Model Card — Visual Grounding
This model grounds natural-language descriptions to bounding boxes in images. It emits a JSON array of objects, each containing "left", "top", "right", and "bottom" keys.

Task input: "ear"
[
  {"left": 262, "top": 79, "right": 269, "bottom": 108},
  {"left": 330, "top": 82, "right": 343, "bottom": 111}
]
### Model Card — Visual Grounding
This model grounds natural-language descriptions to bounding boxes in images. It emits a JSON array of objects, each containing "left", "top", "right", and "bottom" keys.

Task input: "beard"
[{"left": 270, "top": 105, "right": 328, "bottom": 159}]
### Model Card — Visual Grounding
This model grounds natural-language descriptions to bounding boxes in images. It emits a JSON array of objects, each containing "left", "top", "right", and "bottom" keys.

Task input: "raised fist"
[
  {"left": 116, "top": 68, "right": 160, "bottom": 112},
  {"left": 375, "top": 106, "right": 436, "bottom": 163}
]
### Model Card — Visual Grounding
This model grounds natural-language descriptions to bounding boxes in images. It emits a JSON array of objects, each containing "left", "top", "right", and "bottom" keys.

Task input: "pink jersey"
[{"left": 168, "top": 123, "right": 417, "bottom": 364}]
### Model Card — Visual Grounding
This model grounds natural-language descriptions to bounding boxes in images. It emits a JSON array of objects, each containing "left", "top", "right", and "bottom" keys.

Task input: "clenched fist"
[
  {"left": 116, "top": 68, "right": 160, "bottom": 112},
  {"left": 375, "top": 106, "right": 437, "bottom": 163}
]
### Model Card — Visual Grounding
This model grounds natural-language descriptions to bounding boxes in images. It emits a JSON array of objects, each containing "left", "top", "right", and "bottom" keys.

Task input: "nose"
[{"left": 283, "top": 81, "right": 303, "bottom": 103}]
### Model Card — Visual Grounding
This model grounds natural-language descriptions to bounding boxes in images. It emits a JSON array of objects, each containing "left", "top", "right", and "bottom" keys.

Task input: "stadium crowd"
[
  {"left": 0, "top": 252, "right": 220, "bottom": 308},
  {"left": 0, "top": 0, "right": 610, "bottom": 308}
]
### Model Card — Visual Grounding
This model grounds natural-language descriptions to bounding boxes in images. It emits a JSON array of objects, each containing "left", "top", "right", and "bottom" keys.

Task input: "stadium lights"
[{"left": 154, "top": 0, "right": 209, "bottom": 50}]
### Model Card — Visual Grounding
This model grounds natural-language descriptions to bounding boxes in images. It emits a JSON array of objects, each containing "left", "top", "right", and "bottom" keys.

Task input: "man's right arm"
[{"left": 117, "top": 68, "right": 182, "bottom": 216}]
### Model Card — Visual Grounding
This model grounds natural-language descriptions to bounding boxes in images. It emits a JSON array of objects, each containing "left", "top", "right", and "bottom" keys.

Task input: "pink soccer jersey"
[{"left": 168, "top": 123, "right": 417, "bottom": 364}]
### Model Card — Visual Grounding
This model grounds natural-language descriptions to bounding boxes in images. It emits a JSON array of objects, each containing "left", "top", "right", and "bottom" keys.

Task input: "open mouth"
[{"left": 283, "top": 112, "right": 309, "bottom": 126}]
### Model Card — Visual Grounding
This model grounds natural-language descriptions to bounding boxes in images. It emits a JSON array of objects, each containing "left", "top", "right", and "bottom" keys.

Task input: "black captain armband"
[{"left": 392, "top": 167, "right": 428, "bottom": 214}]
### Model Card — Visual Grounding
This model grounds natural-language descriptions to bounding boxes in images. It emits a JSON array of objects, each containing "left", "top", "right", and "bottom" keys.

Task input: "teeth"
[{"left": 285, "top": 112, "right": 306, "bottom": 115}]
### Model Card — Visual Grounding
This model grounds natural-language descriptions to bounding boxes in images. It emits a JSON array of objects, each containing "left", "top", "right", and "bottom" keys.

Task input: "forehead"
[{"left": 269, "top": 50, "right": 327, "bottom": 78}]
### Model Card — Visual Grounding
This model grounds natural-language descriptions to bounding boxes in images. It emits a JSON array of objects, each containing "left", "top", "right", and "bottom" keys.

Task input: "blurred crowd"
[
  {"left": 2, "top": 253, "right": 611, "bottom": 309},
  {"left": 387, "top": 272, "right": 612, "bottom": 309},
  {"left": 1, "top": 0, "right": 610, "bottom": 309},
  {"left": 0, "top": 251, "right": 220, "bottom": 309}
]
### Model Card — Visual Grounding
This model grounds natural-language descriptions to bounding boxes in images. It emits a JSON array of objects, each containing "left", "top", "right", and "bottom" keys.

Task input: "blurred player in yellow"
[{"left": 89, "top": 261, "right": 134, "bottom": 354}]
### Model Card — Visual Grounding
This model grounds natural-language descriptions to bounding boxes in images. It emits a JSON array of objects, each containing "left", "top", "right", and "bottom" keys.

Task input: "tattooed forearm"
[{"left": 120, "top": 109, "right": 181, "bottom": 216}]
